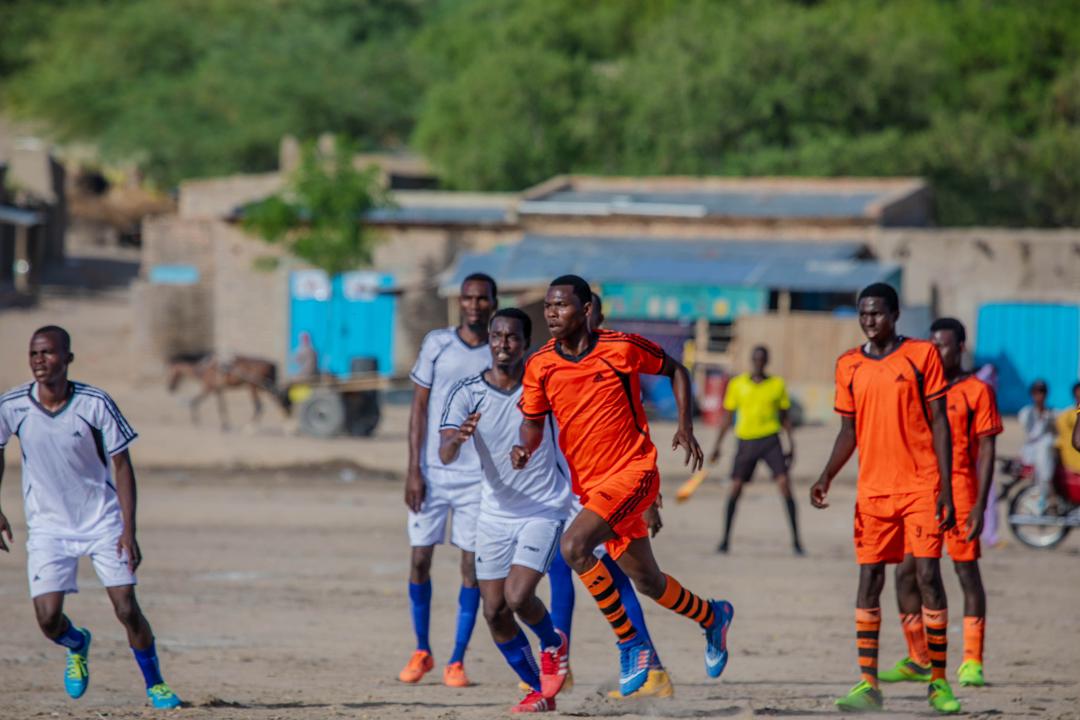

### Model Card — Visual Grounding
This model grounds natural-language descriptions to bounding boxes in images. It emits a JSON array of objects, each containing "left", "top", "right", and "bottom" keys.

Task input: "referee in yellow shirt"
[{"left": 708, "top": 345, "right": 802, "bottom": 555}]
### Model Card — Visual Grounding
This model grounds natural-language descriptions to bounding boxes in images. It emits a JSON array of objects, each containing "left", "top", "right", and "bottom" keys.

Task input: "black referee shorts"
[{"left": 731, "top": 433, "right": 787, "bottom": 481}]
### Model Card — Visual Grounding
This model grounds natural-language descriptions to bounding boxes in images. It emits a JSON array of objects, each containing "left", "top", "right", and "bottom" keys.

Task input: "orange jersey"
[
  {"left": 519, "top": 329, "right": 666, "bottom": 494},
  {"left": 834, "top": 338, "right": 947, "bottom": 499},
  {"left": 944, "top": 375, "right": 1003, "bottom": 508}
]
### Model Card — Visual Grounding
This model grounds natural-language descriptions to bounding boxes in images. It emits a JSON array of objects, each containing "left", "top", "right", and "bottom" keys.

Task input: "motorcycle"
[{"left": 1002, "top": 457, "right": 1080, "bottom": 549}]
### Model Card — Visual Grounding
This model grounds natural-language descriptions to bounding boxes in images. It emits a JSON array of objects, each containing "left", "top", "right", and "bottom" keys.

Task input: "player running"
[
  {"left": 401, "top": 273, "right": 497, "bottom": 687},
  {"left": 544, "top": 292, "right": 674, "bottom": 699},
  {"left": 879, "top": 318, "right": 1001, "bottom": 689},
  {"left": 0, "top": 326, "right": 181, "bottom": 709},
  {"left": 439, "top": 308, "right": 571, "bottom": 713},
  {"left": 708, "top": 344, "right": 803, "bottom": 555},
  {"left": 512, "top": 275, "right": 733, "bottom": 697},
  {"left": 810, "top": 284, "right": 961, "bottom": 714}
]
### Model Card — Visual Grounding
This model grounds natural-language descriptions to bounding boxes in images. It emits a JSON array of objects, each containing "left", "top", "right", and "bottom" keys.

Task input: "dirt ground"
[{"left": 1, "top": 286, "right": 1078, "bottom": 719}]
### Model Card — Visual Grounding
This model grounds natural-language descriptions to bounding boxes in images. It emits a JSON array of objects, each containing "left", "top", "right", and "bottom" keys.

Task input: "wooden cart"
[{"left": 289, "top": 373, "right": 388, "bottom": 438}]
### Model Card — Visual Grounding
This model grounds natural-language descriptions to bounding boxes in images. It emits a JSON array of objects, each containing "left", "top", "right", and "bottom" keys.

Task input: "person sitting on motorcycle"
[
  {"left": 1060, "top": 382, "right": 1080, "bottom": 465},
  {"left": 1019, "top": 380, "right": 1056, "bottom": 511}
]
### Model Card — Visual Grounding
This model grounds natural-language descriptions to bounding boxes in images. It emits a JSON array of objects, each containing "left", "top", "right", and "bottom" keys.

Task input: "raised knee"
[
  {"left": 35, "top": 606, "right": 64, "bottom": 635},
  {"left": 560, "top": 533, "right": 592, "bottom": 569},
  {"left": 482, "top": 598, "right": 508, "bottom": 626}
]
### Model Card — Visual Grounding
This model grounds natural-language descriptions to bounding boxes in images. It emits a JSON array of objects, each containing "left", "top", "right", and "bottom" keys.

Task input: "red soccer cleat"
[
  {"left": 539, "top": 629, "right": 569, "bottom": 698},
  {"left": 511, "top": 690, "right": 555, "bottom": 713}
]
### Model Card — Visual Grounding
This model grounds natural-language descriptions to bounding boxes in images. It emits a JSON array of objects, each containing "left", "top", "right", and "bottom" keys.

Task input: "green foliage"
[
  {"left": 243, "top": 138, "right": 390, "bottom": 276},
  {"left": 4, "top": 0, "right": 1080, "bottom": 225}
]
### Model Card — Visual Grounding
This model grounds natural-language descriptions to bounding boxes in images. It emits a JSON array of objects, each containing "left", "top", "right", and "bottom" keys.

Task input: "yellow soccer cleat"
[{"left": 607, "top": 669, "right": 674, "bottom": 699}]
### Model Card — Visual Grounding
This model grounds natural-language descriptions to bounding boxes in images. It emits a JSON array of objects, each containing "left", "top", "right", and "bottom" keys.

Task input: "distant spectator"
[
  {"left": 1058, "top": 382, "right": 1080, "bottom": 473},
  {"left": 1018, "top": 380, "right": 1056, "bottom": 510},
  {"left": 290, "top": 331, "right": 318, "bottom": 380}
]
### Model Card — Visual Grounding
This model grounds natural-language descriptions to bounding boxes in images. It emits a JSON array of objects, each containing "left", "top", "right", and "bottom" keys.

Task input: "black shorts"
[{"left": 731, "top": 434, "right": 787, "bottom": 481}]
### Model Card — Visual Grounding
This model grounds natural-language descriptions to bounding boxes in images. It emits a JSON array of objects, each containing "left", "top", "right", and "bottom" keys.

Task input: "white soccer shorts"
[
  {"left": 407, "top": 471, "right": 481, "bottom": 551},
  {"left": 27, "top": 532, "right": 136, "bottom": 599},
  {"left": 475, "top": 515, "right": 564, "bottom": 581}
]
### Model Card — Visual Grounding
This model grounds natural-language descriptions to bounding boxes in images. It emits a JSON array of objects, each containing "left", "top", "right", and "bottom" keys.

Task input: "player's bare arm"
[
  {"left": 658, "top": 355, "right": 703, "bottom": 471},
  {"left": 406, "top": 383, "right": 430, "bottom": 512},
  {"left": 112, "top": 449, "right": 142, "bottom": 573},
  {"left": 928, "top": 396, "right": 956, "bottom": 531},
  {"left": 810, "top": 416, "right": 857, "bottom": 508},
  {"left": 968, "top": 434, "right": 996, "bottom": 541},
  {"left": 511, "top": 418, "right": 544, "bottom": 469},
  {"left": 0, "top": 448, "right": 11, "bottom": 552},
  {"left": 439, "top": 412, "right": 481, "bottom": 465}
]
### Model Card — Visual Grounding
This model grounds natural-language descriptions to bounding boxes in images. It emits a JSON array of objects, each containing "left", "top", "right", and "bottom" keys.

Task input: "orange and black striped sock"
[
  {"left": 655, "top": 574, "right": 715, "bottom": 628},
  {"left": 963, "top": 616, "right": 984, "bottom": 663},
  {"left": 578, "top": 560, "right": 636, "bottom": 642},
  {"left": 923, "top": 607, "right": 948, "bottom": 680},
  {"left": 856, "top": 607, "right": 881, "bottom": 688},
  {"left": 900, "top": 612, "right": 931, "bottom": 666}
]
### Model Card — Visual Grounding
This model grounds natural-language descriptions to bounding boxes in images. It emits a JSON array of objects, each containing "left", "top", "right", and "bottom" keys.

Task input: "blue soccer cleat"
[
  {"left": 147, "top": 682, "right": 183, "bottom": 709},
  {"left": 618, "top": 636, "right": 653, "bottom": 696},
  {"left": 63, "top": 628, "right": 92, "bottom": 699},
  {"left": 704, "top": 600, "right": 734, "bottom": 678}
]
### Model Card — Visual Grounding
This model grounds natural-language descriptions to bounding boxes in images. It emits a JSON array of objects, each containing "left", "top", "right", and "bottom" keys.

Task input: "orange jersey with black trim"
[
  {"left": 519, "top": 330, "right": 666, "bottom": 493},
  {"left": 945, "top": 375, "right": 1003, "bottom": 507},
  {"left": 834, "top": 337, "right": 947, "bottom": 499}
]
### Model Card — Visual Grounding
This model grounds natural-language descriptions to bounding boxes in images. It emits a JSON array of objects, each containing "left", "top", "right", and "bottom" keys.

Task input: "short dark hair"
[
  {"left": 462, "top": 273, "right": 497, "bottom": 299},
  {"left": 1031, "top": 379, "right": 1048, "bottom": 394},
  {"left": 32, "top": 325, "right": 71, "bottom": 352},
  {"left": 492, "top": 308, "right": 532, "bottom": 345},
  {"left": 591, "top": 291, "right": 602, "bottom": 306},
  {"left": 550, "top": 274, "right": 591, "bottom": 307},
  {"left": 752, "top": 344, "right": 769, "bottom": 356},
  {"left": 930, "top": 317, "right": 966, "bottom": 345},
  {"left": 1072, "top": 381, "right": 1080, "bottom": 396},
  {"left": 857, "top": 282, "right": 899, "bottom": 314}
]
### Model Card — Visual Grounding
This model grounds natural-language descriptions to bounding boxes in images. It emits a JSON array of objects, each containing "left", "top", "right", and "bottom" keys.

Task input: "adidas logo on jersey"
[
  {"left": 592, "top": 372, "right": 604, "bottom": 383},
  {"left": 72, "top": 430, "right": 83, "bottom": 438},
  {"left": 895, "top": 374, "right": 906, "bottom": 382}
]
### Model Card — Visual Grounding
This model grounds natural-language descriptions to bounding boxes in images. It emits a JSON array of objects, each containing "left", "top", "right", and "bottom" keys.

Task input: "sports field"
[{"left": 1, "top": 460, "right": 1077, "bottom": 719}]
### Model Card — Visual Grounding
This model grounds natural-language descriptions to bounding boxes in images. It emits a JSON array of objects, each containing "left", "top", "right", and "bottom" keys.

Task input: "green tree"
[{"left": 243, "top": 138, "right": 391, "bottom": 275}]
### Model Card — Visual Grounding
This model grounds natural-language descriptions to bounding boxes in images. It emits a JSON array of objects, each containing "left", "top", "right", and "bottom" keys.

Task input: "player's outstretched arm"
[
  {"left": 439, "top": 413, "right": 481, "bottom": 466},
  {"left": 810, "top": 416, "right": 856, "bottom": 509},
  {"left": 660, "top": 356, "right": 703, "bottom": 471},
  {"left": 112, "top": 450, "right": 142, "bottom": 572},
  {"left": 929, "top": 397, "right": 956, "bottom": 531},
  {"left": 406, "top": 384, "right": 431, "bottom": 512},
  {"left": 0, "top": 448, "right": 12, "bottom": 553},
  {"left": 511, "top": 418, "right": 544, "bottom": 469}
]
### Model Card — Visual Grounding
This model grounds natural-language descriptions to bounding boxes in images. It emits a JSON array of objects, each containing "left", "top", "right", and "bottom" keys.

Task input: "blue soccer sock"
[
  {"left": 409, "top": 580, "right": 432, "bottom": 653},
  {"left": 53, "top": 617, "right": 86, "bottom": 652},
  {"left": 496, "top": 630, "right": 541, "bottom": 692},
  {"left": 548, "top": 549, "right": 575, "bottom": 647},
  {"left": 449, "top": 585, "right": 480, "bottom": 665},
  {"left": 132, "top": 640, "right": 165, "bottom": 688},
  {"left": 525, "top": 609, "right": 562, "bottom": 650},
  {"left": 602, "top": 554, "right": 663, "bottom": 667}
]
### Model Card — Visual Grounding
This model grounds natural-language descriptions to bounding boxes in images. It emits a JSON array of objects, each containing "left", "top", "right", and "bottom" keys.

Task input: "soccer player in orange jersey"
[
  {"left": 810, "top": 283, "right": 962, "bottom": 714},
  {"left": 878, "top": 317, "right": 1002, "bottom": 690},
  {"left": 511, "top": 275, "right": 733, "bottom": 697}
]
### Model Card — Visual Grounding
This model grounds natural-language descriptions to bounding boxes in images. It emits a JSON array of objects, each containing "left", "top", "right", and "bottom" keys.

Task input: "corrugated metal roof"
[
  {"left": 0, "top": 205, "right": 43, "bottom": 227},
  {"left": 519, "top": 189, "right": 885, "bottom": 219},
  {"left": 366, "top": 206, "right": 511, "bottom": 226},
  {"left": 442, "top": 235, "right": 897, "bottom": 295}
]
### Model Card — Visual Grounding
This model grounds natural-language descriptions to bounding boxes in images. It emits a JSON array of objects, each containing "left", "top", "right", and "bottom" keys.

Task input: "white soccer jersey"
[
  {"left": 410, "top": 327, "right": 490, "bottom": 482},
  {"left": 0, "top": 382, "right": 136, "bottom": 540},
  {"left": 440, "top": 373, "right": 571, "bottom": 521}
]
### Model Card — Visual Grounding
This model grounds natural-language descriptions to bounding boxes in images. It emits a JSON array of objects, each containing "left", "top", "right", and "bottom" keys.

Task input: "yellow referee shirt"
[{"left": 723, "top": 373, "right": 791, "bottom": 440}]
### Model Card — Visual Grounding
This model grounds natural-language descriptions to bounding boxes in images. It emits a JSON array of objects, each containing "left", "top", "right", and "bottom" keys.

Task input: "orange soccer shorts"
[
  {"left": 854, "top": 491, "right": 943, "bottom": 565},
  {"left": 580, "top": 462, "right": 660, "bottom": 561},
  {"left": 901, "top": 496, "right": 980, "bottom": 562}
]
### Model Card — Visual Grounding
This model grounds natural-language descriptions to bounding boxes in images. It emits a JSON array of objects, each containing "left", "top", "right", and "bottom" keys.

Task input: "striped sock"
[
  {"left": 963, "top": 616, "right": 984, "bottom": 663},
  {"left": 856, "top": 607, "right": 881, "bottom": 688},
  {"left": 655, "top": 574, "right": 715, "bottom": 628},
  {"left": 578, "top": 559, "right": 636, "bottom": 642},
  {"left": 900, "top": 612, "right": 931, "bottom": 666},
  {"left": 923, "top": 607, "right": 948, "bottom": 681}
]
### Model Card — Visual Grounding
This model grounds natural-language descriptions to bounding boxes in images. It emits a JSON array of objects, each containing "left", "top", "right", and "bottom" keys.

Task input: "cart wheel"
[
  {"left": 345, "top": 391, "right": 381, "bottom": 437},
  {"left": 299, "top": 389, "right": 346, "bottom": 438}
]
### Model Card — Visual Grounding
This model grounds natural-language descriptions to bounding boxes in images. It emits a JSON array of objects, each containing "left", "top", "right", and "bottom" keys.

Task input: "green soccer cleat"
[
  {"left": 927, "top": 678, "right": 961, "bottom": 714},
  {"left": 834, "top": 680, "right": 883, "bottom": 712},
  {"left": 878, "top": 656, "right": 932, "bottom": 683},
  {"left": 147, "top": 683, "right": 182, "bottom": 709},
  {"left": 957, "top": 659, "right": 985, "bottom": 687},
  {"left": 63, "top": 628, "right": 92, "bottom": 699}
]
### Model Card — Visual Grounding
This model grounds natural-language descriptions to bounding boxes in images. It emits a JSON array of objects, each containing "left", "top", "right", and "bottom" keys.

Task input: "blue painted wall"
[{"left": 975, "top": 302, "right": 1079, "bottom": 414}]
